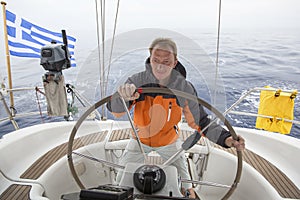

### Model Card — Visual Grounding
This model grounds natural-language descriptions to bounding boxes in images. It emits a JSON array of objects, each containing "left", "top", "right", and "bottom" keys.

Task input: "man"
[{"left": 107, "top": 38, "right": 245, "bottom": 198}]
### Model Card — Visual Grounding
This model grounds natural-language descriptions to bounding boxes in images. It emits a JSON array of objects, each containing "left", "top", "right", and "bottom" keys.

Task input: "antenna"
[{"left": 62, "top": 30, "right": 71, "bottom": 68}]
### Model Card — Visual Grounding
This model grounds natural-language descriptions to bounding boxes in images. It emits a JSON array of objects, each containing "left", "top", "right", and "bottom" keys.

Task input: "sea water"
[{"left": 0, "top": 29, "right": 299, "bottom": 139}]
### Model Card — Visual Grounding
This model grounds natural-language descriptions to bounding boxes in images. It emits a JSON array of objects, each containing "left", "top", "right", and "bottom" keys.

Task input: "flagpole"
[{"left": 1, "top": 1, "right": 15, "bottom": 114}]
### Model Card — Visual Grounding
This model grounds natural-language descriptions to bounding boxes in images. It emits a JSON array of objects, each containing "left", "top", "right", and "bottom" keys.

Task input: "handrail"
[
  {"left": 226, "top": 87, "right": 299, "bottom": 125},
  {"left": 6, "top": 86, "right": 43, "bottom": 92},
  {"left": 1, "top": 87, "right": 299, "bottom": 133},
  {"left": 0, "top": 85, "right": 102, "bottom": 128},
  {"left": 229, "top": 111, "right": 300, "bottom": 125},
  {"left": 0, "top": 111, "right": 48, "bottom": 123},
  {"left": 253, "top": 87, "right": 297, "bottom": 93}
]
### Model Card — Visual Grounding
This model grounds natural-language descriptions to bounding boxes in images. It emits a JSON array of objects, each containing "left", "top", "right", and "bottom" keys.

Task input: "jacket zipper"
[{"left": 167, "top": 102, "right": 172, "bottom": 121}]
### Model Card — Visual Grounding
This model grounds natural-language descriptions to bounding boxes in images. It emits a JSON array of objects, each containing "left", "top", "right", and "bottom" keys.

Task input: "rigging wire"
[
  {"left": 213, "top": 0, "right": 222, "bottom": 109},
  {"left": 100, "top": 0, "right": 106, "bottom": 103},
  {"left": 95, "top": 0, "right": 102, "bottom": 96},
  {"left": 95, "top": 0, "right": 120, "bottom": 119},
  {"left": 105, "top": 0, "right": 121, "bottom": 97},
  {"left": 95, "top": 0, "right": 108, "bottom": 119}
]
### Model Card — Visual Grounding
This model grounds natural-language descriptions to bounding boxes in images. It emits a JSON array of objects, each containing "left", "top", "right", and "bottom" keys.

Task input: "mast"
[{"left": 1, "top": 1, "right": 15, "bottom": 115}]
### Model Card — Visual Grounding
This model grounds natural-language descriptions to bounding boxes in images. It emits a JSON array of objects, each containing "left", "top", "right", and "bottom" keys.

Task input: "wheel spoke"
[{"left": 67, "top": 87, "right": 242, "bottom": 199}]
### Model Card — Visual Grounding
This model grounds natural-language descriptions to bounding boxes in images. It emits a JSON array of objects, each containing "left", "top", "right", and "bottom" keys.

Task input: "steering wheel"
[{"left": 67, "top": 87, "right": 243, "bottom": 200}]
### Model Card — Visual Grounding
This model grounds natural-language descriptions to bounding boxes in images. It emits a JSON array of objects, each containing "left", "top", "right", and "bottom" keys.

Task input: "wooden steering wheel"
[{"left": 67, "top": 87, "right": 243, "bottom": 200}]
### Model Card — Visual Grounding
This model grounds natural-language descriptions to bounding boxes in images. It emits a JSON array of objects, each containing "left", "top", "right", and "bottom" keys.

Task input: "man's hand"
[
  {"left": 225, "top": 135, "right": 245, "bottom": 151},
  {"left": 118, "top": 83, "right": 140, "bottom": 101}
]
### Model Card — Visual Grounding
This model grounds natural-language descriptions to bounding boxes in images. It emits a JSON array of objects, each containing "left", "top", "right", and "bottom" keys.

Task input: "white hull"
[{"left": 1, "top": 121, "right": 299, "bottom": 199}]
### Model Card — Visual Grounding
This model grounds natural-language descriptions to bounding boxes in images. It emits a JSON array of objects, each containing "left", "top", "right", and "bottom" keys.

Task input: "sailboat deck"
[{"left": 1, "top": 129, "right": 299, "bottom": 200}]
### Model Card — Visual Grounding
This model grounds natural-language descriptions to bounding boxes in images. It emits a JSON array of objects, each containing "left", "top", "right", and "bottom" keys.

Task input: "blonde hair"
[{"left": 149, "top": 38, "right": 177, "bottom": 59}]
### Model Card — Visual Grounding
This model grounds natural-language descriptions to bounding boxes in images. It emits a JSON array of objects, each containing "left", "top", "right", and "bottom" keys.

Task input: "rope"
[
  {"left": 0, "top": 91, "right": 19, "bottom": 129},
  {"left": 35, "top": 86, "right": 44, "bottom": 123}
]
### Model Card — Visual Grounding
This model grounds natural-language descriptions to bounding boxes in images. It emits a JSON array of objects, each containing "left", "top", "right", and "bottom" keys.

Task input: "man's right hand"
[{"left": 117, "top": 83, "right": 140, "bottom": 101}]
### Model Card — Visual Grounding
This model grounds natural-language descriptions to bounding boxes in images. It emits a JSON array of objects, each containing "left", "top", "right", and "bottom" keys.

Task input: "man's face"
[{"left": 150, "top": 47, "right": 177, "bottom": 83}]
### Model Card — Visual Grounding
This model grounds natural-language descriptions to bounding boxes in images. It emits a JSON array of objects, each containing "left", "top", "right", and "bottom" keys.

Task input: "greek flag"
[{"left": 5, "top": 10, "right": 76, "bottom": 67}]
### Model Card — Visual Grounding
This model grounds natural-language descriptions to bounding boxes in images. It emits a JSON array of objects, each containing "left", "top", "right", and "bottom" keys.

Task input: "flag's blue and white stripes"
[{"left": 6, "top": 10, "right": 76, "bottom": 67}]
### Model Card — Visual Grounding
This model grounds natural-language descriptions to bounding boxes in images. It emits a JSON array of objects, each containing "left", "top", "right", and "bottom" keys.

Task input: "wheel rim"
[{"left": 67, "top": 87, "right": 242, "bottom": 199}]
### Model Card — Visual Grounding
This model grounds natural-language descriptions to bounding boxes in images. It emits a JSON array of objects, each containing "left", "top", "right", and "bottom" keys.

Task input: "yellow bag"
[{"left": 255, "top": 87, "right": 297, "bottom": 134}]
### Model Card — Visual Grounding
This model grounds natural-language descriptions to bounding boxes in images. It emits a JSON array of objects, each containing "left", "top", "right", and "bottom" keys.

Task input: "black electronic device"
[
  {"left": 40, "top": 30, "right": 71, "bottom": 72},
  {"left": 79, "top": 184, "right": 134, "bottom": 200}
]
